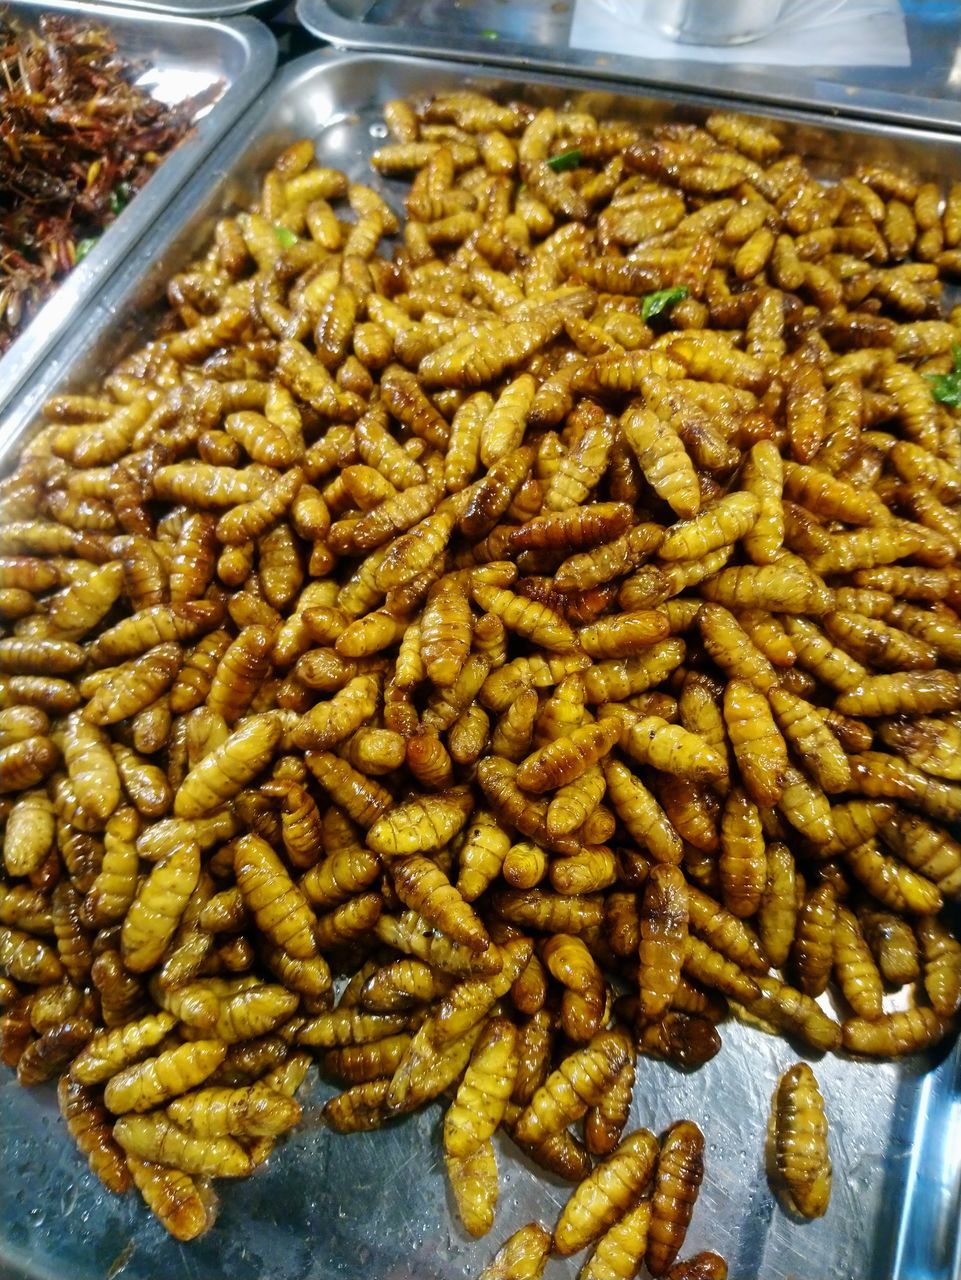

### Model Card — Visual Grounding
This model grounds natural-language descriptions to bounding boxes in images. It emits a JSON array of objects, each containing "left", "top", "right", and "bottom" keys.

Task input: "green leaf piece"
[
  {"left": 641, "top": 285, "right": 689, "bottom": 323},
  {"left": 928, "top": 344, "right": 961, "bottom": 406},
  {"left": 109, "top": 183, "right": 132, "bottom": 216},
  {"left": 273, "top": 225, "right": 298, "bottom": 249},
  {"left": 546, "top": 148, "right": 582, "bottom": 173}
]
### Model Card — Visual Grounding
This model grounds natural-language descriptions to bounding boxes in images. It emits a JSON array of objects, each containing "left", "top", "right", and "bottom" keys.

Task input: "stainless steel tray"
[
  {"left": 0, "top": 0, "right": 277, "bottom": 419},
  {"left": 295, "top": 0, "right": 961, "bottom": 137},
  {"left": 1, "top": 47, "right": 959, "bottom": 1280}
]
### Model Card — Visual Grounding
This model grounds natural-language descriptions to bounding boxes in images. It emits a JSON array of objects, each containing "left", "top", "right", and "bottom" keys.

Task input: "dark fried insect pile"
[{"left": 0, "top": 9, "right": 203, "bottom": 353}]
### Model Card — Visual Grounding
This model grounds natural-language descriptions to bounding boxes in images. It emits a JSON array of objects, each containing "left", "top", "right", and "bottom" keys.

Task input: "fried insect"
[
  {"left": 620, "top": 400, "right": 700, "bottom": 519},
  {"left": 104, "top": 1040, "right": 227, "bottom": 1114},
  {"left": 842, "top": 1006, "right": 946, "bottom": 1056},
  {"left": 446, "top": 1138, "right": 499, "bottom": 1238},
  {"left": 472, "top": 584, "right": 576, "bottom": 654},
  {"left": 207, "top": 627, "right": 274, "bottom": 724},
  {"left": 121, "top": 842, "right": 200, "bottom": 973},
  {"left": 113, "top": 1112, "right": 252, "bottom": 1178},
  {"left": 367, "top": 787, "right": 473, "bottom": 856},
  {"left": 516, "top": 719, "right": 620, "bottom": 793},
  {"left": 860, "top": 906, "right": 920, "bottom": 985},
  {"left": 769, "top": 687, "right": 852, "bottom": 794},
  {"left": 577, "top": 608, "right": 670, "bottom": 658},
  {"left": 833, "top": 907, "right": 883, "bottom": 1021},
  {"left": 638, "top": 865, "right": 689, "bottom": 1022},
  {"left": 581, "top": 1201, "right": 652, "bottom": 1280},
  {"left": 916, "top": 916, "right": 961, "bottom": 1018},
  {"left": 444, "top": 1017, "right": 517, "bottom": 1157},
  {"left": 666, "top": 1252, "right": 728, "bottom": 1280},
  {"left": 741, "top": 440, "right": 784, "bottom": 564},
  {"left": 476, "top": 1222, "right": 552, "bottom": 1280},
  {"left": 719, "top": 788, "right": 765, "bottom": 919},
  {"left": 555, "top": 1128, "right": 659, "bottom": 1255},
  {"left": 174, "top": 714, "right": 281, "bottom": 818},
  {"left": 512, "top": 1029, "right": 632, "bottom": 1146},
  {"left": 168, "top": 1084, "right": 302, "bottom": 1138},
  {"left": 84, "top": 806, "right": 141, "bottom": 925},
  {"left": 3, "top": 788, "right": 55, "bottom": 876},
  {"left": 126, "top": 1157, "right": 216, "bottom": 1242},
  {"left": 647, "top": 1121, "right": 705, "bottom": 1277},
  {"left": 234, "top": 834, "right": 318, "bottom": 959},
  {"left": 758, "top": 843, "right": 797, "bottom": 969},
  {"left": 608, "top": 709, "right": 727, "bottom": 784},
  {"left": 604, "top": 758, "right": 683, "bottom": 865},
  {"left": 58, "top": 1076, "right": 130, "bottom": 1195},
  {"left": 60, "top": 713, "right": 121, "bottom": 820},
  {"left": 70, "top": 1011, "right": 178, "bottom": 1086},
  {"left": 421, "top": 574, "right": 473, "bottom": 686},
  {"left": 792, "top": 883, "right": 837, "bottom": 998},
  {"left": 390, "top": 854, "right": 492, "bottom": 953},
  {"left": 17, "top": 1015, "right": 93, "bottom": 1086},
  {"left": 845, "top": 840, "right": 942, "bottom": 915},
  {"left": 456, "top": 809, "right": 513, "bottom": 902},
  {"left": 770, "top": 1062, "right": 831, "bottom": 1220},
  {"left": 585, "top": 1051, "right": 637, "bottom": 1158},
  {"left": 836, "top": 671, "right": 961, "bottom": 717},
  {"left": 2, "top": 92, "right": 961, "bottom": 1260},
  {"left": 723, "top": 679, "right": 787, "bottom": 806}
]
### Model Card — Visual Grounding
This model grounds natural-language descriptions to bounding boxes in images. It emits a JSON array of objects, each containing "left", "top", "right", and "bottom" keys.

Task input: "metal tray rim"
[
  {"left": 0, "top": 45, "right": 958, "bottom": 1280},
  {"left": 295, "top": 0, "right": 961, "bottom": 138},
  {"left": 80, "top": 0, "right": 277, "bottom": 17},
  {"left": 0, "top": 0, "right": 277, "bottom": 417}
]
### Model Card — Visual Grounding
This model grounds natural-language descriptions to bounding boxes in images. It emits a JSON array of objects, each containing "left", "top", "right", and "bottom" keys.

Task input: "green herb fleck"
[
  {"left": 75, "top": 237, "right": 98, "bottom": 263},
  {"left": 273, "top": 225, "right": 298, "bottom": 249},
  {"left": 109, "top": 182, "right": 132, "bottom": 216},
  {"left": 642, "top": 285, "right": 689, "bottom": 323},
  {"left": 480, "top": 28, "right": 499, "bottom": 39},
  {"left": 928, "top": 344, "right": 961, "bottom": 406},
  {"left": 546, "top": 148, "right": 582, "bottom": 173}
]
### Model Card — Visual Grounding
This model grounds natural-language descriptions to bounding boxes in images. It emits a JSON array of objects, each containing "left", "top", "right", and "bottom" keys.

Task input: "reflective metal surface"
[
  {"left": 0, "top": 0, "right": 276, "bottom": 419},
  {"left": 89, "top": 0, "right": 278, "bottom": 15},
  {"left": 0, "top": 1022, "right": 951, "bottom": 1280},
  {"left": 1, "top": 48, "right": 959, "bottom": 1280},
  {"left": 295, "top": 0, "right": 961, "bottom": 135},
  {"left": 891, "top": 1035, "right": 961, "bottom": 1280},
  {"left": 641, "top": 0, "right": 787, "bottom": 45}
]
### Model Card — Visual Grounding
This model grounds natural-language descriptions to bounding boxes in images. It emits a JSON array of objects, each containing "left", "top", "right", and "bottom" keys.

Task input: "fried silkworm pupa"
[
  {"left": 127, "top": 1156, "right": 218, "bottom": 1241},
  {"left": 647, "top": 1120, "right": 705, "bottom": 1277},
  {"left": 554, "top": 1128, "right": 659, "bottom": 1255},
  {"left": 476, "top": 1222, "right": 552, "bottom": 1280},
  {"left": 58, "top": 1076, "right": 131, "bottom": 1194},
  {"left": 769, "top": 1062, "right": 831, "bottom": 1220}
]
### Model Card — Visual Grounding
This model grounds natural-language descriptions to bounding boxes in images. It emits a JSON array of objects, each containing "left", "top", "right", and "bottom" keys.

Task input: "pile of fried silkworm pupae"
[{"left": 0, "top": 88, "right": 960, "bottom": 1279}]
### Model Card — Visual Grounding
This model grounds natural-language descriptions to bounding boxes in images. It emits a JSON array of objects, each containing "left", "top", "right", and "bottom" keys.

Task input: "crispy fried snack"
[
  {"left": 769, "top": 1062, "right": 832, "bottom": 1219},
  {"left": 1, "top": 92, "right": 959, "bottom": 1262}
]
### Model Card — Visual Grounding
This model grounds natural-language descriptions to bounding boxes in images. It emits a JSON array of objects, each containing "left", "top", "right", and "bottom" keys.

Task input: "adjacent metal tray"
[
  {"left": 0, "top": 0, "right": 277, "bottom": 419},
  {"left": 295, "top": 0, "right": 961, "bottom": 137},
  {"left": 1, "top": 47, "right": 960, "bottom": 1280},
  {"left": 87, "top": 0, "right": 279, "bottom": 16}
]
